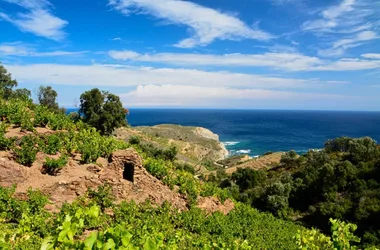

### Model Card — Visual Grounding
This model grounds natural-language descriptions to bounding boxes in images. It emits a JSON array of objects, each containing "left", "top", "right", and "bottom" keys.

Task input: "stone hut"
[{"left": 108, "top": 148, "right": 143, "bottom": 183}]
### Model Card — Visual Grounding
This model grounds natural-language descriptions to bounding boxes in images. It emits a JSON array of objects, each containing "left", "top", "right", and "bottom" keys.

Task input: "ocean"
[{"left": 126, "top": 109, "right": 380, "bottom": 157}]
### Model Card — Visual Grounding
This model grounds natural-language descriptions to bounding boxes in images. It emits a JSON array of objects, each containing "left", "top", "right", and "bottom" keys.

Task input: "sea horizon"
[{"left": 66, "top": 107, "right": 380, "bottom": 113}]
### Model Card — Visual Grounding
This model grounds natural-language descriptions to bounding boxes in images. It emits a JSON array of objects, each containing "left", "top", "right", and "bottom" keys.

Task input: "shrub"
[
  {"left": 163, "top": 146, "right": 178, "bottom": 161},
  {"left": 144, "top": 158, "right": 169, "bottom": 179},
  {"left": 129, "top": 136, "right": 141, "bottom": 145},
  {"left": 42, "top": 156, "right": 68, "bottom": 176},
  {"left": 33, "top": 105, "right": 51, "bottom": 127},
  {"left": 0, "top": 133, "right": 13, "bottom": 150},
  {"left": 42, "top": 134, "right": 62, "bottom": 155},
  {"left": 295, "top": 219, "right": 362, "bottom": 250},
  {"left": 140, "top": 143, "right": 177, "bottom": 161},
  {"left": 0, "top": 122, "right": 14, "bottom": 150},
  {"left": 88, "top": 185, "right": 114, "bottom": 212},
  {"left": 175, "top": 162, "right": 196, "bottom": 175},
  {"left": 14, "top": 135, "right": 38, "bottom": 166}
]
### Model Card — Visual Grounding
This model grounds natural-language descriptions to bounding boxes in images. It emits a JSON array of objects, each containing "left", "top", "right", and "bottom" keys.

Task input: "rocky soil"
[{"left": 0, "top": 147, "right": 234, "bottom": 214}]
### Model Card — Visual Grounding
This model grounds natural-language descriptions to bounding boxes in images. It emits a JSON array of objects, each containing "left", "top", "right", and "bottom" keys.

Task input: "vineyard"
[{"left": 0, "top": 185, "right": 371, "bottom": 249}]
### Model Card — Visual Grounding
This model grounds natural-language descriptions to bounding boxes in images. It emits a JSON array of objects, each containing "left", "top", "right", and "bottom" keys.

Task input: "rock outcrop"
[
  {"left": 0, "top": 152, "right": 29, "bottom": 187},
  {"left": 197, "top": 197, "right": 235, "bottom": 215}
]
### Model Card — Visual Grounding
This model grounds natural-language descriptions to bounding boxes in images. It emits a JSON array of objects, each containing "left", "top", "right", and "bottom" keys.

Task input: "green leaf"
[
  {"left": 40, "top": 237, "right": 55, "bottom": 250},
  {"left": 143, "top": 238, "right": 156, "bottom": 250},
  {"left": 103, "top": 238, "right": 116, "bottom": 250},
  {"left": 84, "top": 232, "right": 98, "bottom": 250}
]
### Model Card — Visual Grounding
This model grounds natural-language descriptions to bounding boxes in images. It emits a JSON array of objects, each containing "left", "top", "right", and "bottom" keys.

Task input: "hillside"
[
  {"left": 0, "top": 96, "right": 331, "bottom": 249},
  {"left": 224, "top": 152, "right": 284, "bottom": 174},
  {"left": 115, "top": 124, "right": 228, "bottom": 162}
]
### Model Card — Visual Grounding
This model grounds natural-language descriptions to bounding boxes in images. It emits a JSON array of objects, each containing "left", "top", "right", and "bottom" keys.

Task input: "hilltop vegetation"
[
  {"left": 216, "top": 137, "right": 380, "bottom": 247},
  {"left": 0, "top": 63, "right": 378, "bottom": 249}
]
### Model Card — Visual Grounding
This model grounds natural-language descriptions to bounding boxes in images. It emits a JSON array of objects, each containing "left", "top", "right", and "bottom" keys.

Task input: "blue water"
[
  {"left": 127, "top": 109, "right": 380, "bottom": 156},
  {"left": 68, "top": 109, "right": 380, "bottom": 156}
]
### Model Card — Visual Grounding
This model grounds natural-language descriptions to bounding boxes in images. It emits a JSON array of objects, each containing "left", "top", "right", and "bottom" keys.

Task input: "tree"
[
  {"left": 37, "top": 86, "right": 60, "bottom": 111},
  {"left": 79, "top": 88, "right": 127, "bottom": 135},
  {"left": 0, "top": 64, "right": 18, "bottom": 99},
  {"left": 11, "top": 88, "right": 32, "bottom": 101}
]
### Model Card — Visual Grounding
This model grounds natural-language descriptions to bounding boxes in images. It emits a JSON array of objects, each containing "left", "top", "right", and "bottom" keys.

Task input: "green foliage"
[
  {"left": 11, "top": 88, "right": 32, "bottom": 101},
  {"left": 42, "top": 134, "right": 62, "bottom": 155},
  {"left": 175, "top": 162, "right": 196, "bottom": 175},
  {"left": 231, "top": 168, "right": 266, "bottom": 191},
  {"left": 88, "top": 185, "right": 115, "bottom": 212},
  {"left": 163, "top": 146, "right": 178, "bottom": 161},
  {"left": 0, "top": 98, "right": 35, "bottom": 131},
  {"left": 295, "top": 228, "right": 333, "bottom": 250},
  {"left": 280, "top": 150, "right": 300, "bottom": 169},
  {"left": 37, "top": 85, "right": 62, "bottom": 113},
  {"left": 325, "top": 137, "right": 379, "bottom": 163},
  {"left": 42, "top": 156, "right": 68, "bottom": 176},
  {"left": 220, "top": 136, "right": 380, "bottom": 247},
  {"left": 140, "top": 143, "right": 178, "bottom": 161},
  {"left": 79, "top": 88, "right": 127, "bottom": 135},
  {"left": 14, "top": 135, "right": 38, "bottom": 166},
  {"left": 0, "top": 63, "right": 18, "bottom": 99},
  {"left": 295, "top": 219, "right": 368, "bottom": 250},
  {"left": 129, "top": 135, "right": 141, "bottom": 145},
  {"left": 76, "top": 128, "right": 128, "bottom": 163},
  {"left": 0, "top": 122, "right": 15, "bottom": 150},
  {"left": 0, "top": 185, "right": 316, "bottom": 249},
  {"left": 144, "top": 158, "right": 169, "bottom": 179}
]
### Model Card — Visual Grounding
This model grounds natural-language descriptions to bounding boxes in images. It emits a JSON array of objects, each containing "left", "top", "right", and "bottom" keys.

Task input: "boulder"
[{"left": 0, "top": 157, "right": 29, "bottom": 187}]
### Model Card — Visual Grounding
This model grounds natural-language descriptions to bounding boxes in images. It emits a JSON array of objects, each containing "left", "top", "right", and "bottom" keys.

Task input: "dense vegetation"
[
  {"left": 0, "top": 185, "right": 371, "bottom": 250},
  {"left": 219, "top": 137, "right": 380, "bottom": 247},
  {"left": 1, "top": 63, "right": 379, "bottom": 249}
]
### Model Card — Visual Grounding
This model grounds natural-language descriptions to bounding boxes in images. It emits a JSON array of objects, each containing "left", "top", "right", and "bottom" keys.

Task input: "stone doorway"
[{"left": 123, "top": 162, "right": 134, "bottom": 183}]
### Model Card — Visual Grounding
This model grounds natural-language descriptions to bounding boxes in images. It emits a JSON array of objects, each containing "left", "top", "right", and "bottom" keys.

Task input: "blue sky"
[{"left": 0, "top": 0, "right": 380, "bottom": 110}]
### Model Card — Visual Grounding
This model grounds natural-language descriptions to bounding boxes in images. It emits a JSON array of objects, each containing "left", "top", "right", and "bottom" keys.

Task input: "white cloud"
[
  {"left": 4, "top": 63, "right": 368, "bottom": 109},
  {"left": 109, "top": 50, "right": 140, "bottom": 60},
  {"left": 0, "top": 0, "right": 67, "bottom": 40},
  {"left": 0, "top": 44, "right": 29, "bottom": 56},
  {"left": 332, "top": 31, "right": 377, "bottom": 49},
  {"left": 4, "top": 63, "right": 344, "bottom": 89},
  {"left": 318, "top": 31, "right": 379, "bottom": 57},
  {"left": 121, "top": 84, "right": 348, "bottom": 107},
  {"left": 302, "top": 0, "right": 359, "bottom": 32},
  {"left": 302, "top": 0, "right": 379, "bottom": 56},
  {"left": 108, "top": 50, "right": 323, "bottom": 71},
  {"left": 362, "top": 54, "right": 380, "bottom": 59},
  {"left": 0, "top": 44, "right": 87, "bottom": 56},
  {"left": 313, "top": 58, "right": 380, "bottom": 71},
  {"left": 109, "top": 0, "right": 272, "bottom": 48},
  {"left": 108, "top": 50, "right": 380, "bottom": 71},
  {"left": 322, "top": 0, "right": 355, "bottom": 20}
]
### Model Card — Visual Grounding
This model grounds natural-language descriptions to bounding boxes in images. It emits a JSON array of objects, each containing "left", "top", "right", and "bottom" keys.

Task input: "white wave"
[
  {"left": 223, "top": 141, "right": 240, "bottom": 146},
  {"left": 235, "top": 149, "right": 251, "bottom": 154}
]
